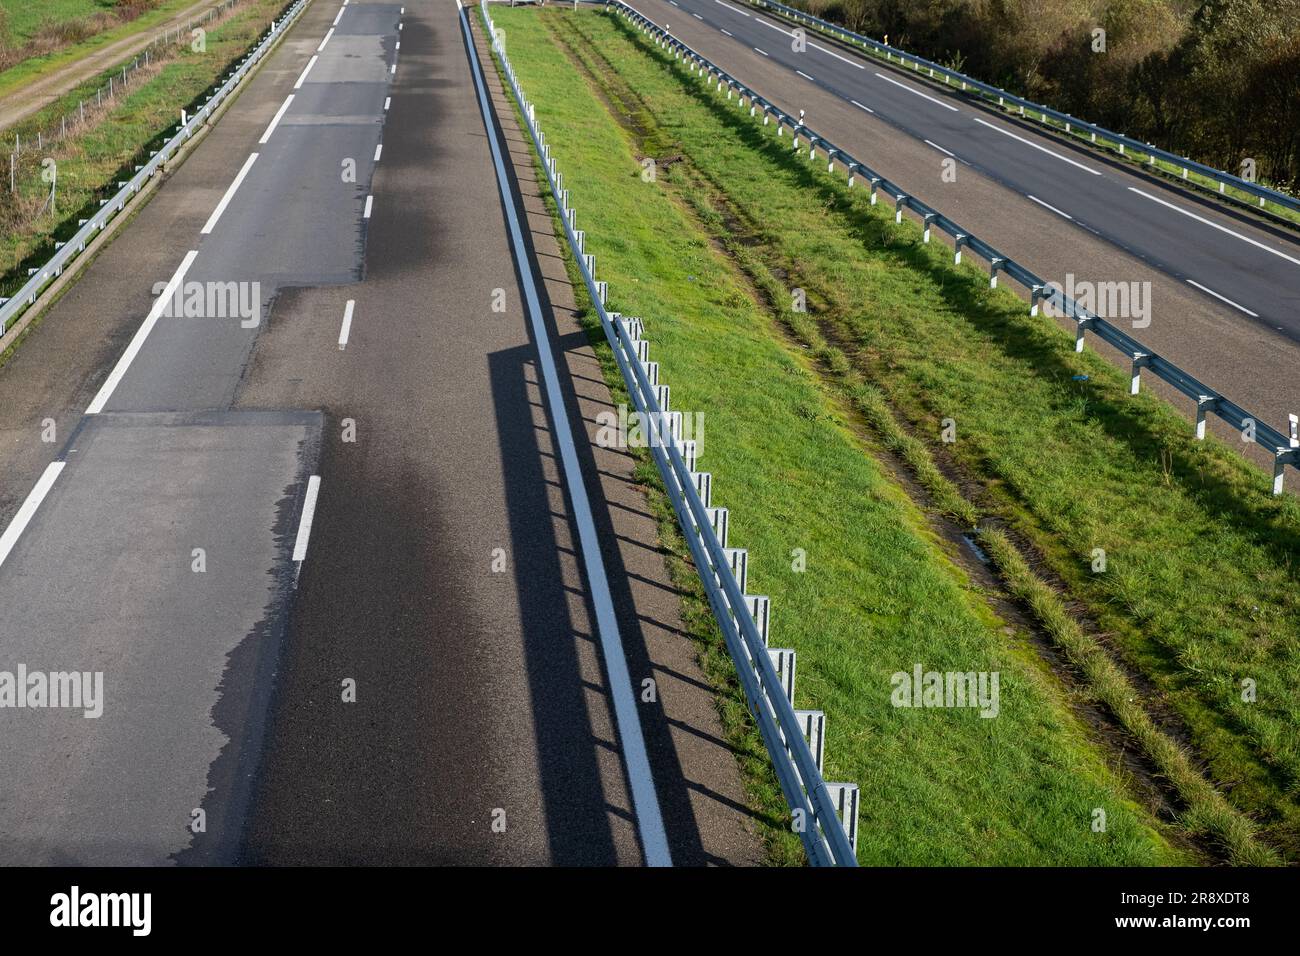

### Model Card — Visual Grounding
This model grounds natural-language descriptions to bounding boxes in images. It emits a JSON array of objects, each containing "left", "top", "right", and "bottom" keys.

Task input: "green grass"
[
  {"left": 0, "top": 0, "right": 207, "bottom": 99},
  {"left": 0, "top": 0, "right": 288, "bottom": 294},
  {"left": 497, "top": 5, "right": 1300, "bottom": 860},
  {"left": 485, "top": 5, "right": 1197, "bottom": 866}
]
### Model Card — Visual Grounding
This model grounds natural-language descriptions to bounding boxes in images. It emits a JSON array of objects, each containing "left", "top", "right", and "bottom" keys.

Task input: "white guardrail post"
[
  {"left": 0, "top": 0, "right": 311, "bottom": 339},
  {"left": 478, "top": 0, "right": 859, "bottom": 866},
  {"left": 596, "top": 0, "right": 1300, "bottom": 494}
]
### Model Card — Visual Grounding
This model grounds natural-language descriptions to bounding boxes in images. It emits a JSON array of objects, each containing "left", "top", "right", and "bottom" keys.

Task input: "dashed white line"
[
  {"left": 363, "top": 195, "right": 373, "bottom": 219},
  {"left": 338, "top": 299, "right": 355, "bottom": 348},
  {"left": 972, "top": 117, "right": 1101, "bottom": 175},
  {"left": 692, "top": 12, "right": 703, "bottom": 19},
  {"left": 1127, "top": 187, "right": 1300, "bottom": 267},
  {"left": 0, "top": 462, "right": 66, "bottom": 571},
  {"left": 292, "top": 476, "right": 321, "bottom": 562},
  {"left": 384, "top": 96, "right": 391, "bottom": 110},
  {"left": 669, "top": 0, "right": 678, "bottom": 5},
  {"left": 201, "top": 152, "right": 258, "bottom": 234},
  {"left": 374, "top": 143, "right": 382, "bottom": 162},
  {"left": 390, "top": 63, "right": 396, "bottom": 74},
  {"left": 332, "top": 7, "right": 343, "bottom": 26},
  {"left": 1186, "top": 279, "right": 1260, "bottom": 317},
  {"left": 874, "top": 71, "right": 959, "bottom": 112},
  {"left": 721, "top": 28, "right": 732, "bottom": 36},
  {"left": 294, "top": 54, "right": 318, "bottom": 89},
  {"left": 258, "top": 94, "right": 294, "bottom": 144},
  {"left": 754, "top": 46, "right": 768, "bottom": 56},
  {"left": 1027, "top": 194, "right": 1073, "bottom": 220},
  {"left": 395, "top": 40, "right": 400, "bottom": 50},
  {"left": 924, "top": 139, "right": 955, "bottom": 158},
  {"left": 86, "top": 251, "right": 198, "bottom": 414},
  {"left": 715, "top": 0, "right": 749, "bottom": 14},
  {"left": 796, "top": 69, "right": 815, "bottom": 82},
  {"left": 810, "top": 41, "right": 864, "bottom": 68},
  {"left": 317, "top": 27, "right": 334, "bottom": 52},
  {"left": 850, "top": 98, "right": 874, "bottom": 113}
]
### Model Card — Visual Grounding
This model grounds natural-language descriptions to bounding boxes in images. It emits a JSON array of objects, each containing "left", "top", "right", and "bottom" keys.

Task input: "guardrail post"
[
  {"left": 893, "top": 194, "right": 905, "bottom": 223},
  {"left": 744, "top": 594, "right": 770, "bottom": 644},
  {"left": 921, "top": 212, "right": 936, "bottom": 243},
  {"left": 1129, "top": 353, "right": 1149, "bottom": 394},
  {"left": 1074, "top": 315, "right": 1092, "bottom": 352},
  {"left": 988, "top": 257, "right": 1003, "bottom": 288},
  {"left": 767, "top": 648, "right": 796, "bottom": 704},
  {"left": 723, "top": 547, "right": 748, "bottom": 592},
  {"left": 1195, "top": 395, "right": 1218, "bottom": 440},
  {"left": 953, "top": 234, "right": 966, "bottom": 264},
  {"left": 823, "top": 783, "right": 860, "bottom": 854},
  {"left": 794, "top": 710, "right": 826, "bottom": 771}
]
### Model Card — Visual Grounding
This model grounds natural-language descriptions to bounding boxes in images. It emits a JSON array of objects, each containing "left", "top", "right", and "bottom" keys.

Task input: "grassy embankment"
[{"left": 480, "top": 5, "right": 1241, "bottom": 866}]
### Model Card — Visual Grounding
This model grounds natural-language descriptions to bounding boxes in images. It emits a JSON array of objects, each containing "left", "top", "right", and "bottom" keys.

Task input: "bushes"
[{"left": 785, "top": 0, "right": 1300, "bottom": 190}]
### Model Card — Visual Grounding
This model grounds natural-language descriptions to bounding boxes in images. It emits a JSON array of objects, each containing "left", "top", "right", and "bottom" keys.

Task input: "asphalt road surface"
[
  {"left": 630, "top": 0, "right": 1300, "bottom": 442},
  {"left": 0, "top": 0, "right": 759, "bottom": 866}
]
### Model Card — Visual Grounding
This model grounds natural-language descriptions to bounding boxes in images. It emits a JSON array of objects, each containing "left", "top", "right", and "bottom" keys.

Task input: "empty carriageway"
[{"left": 0, "top": 0, "right": 757, "bottom": 866}]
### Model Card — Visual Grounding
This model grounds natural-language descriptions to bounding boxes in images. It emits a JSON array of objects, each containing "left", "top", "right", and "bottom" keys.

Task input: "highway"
[
  {"left": 629, "top": 0, "right": 1300, "bottom": 438},
  {"left": 0, "top": 0, "right": 758, "bottom": 866}
]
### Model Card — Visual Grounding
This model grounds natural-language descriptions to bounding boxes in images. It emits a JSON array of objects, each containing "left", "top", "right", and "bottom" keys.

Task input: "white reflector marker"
[
  {"left": 292, "top": 476, "right": 321, "bottom": 562},
  {"left": 0, "top": 462, "right": 65, "bottom": 571},
  {"left": 86, "top": 250, "right": 198, "bottom": 414}
]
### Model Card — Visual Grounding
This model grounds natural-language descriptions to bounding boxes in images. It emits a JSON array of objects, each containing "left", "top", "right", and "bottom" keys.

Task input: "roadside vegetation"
[
  {"left": 487, "top": 4, "right": 1298, "bottom": 864},
  {"left": 787, "top": 0, "right": 1300, "bottom": 198},
  {"left": 0, "top": 0, "right": 288, "bottom": 300},
  {"left": 483, "top": 4, "right": 1241, "bottom": 866}
]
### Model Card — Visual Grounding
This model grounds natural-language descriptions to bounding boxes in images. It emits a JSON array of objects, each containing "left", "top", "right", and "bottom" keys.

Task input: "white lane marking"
[
  {"left": 1127, "top": 186, "right": 1300, "bottom": 267},
  {"left": 715, "top": 0, "right": 749, "bottom": 13},
  {"left": 258, "top": 94, "right": 294, "bottom": 144},
  {"left": 384, "top": 96, "right": 391, "bottom": 110},
  {"left": 338, "top": 299, "right": 355, "bottom": 348},
  {"left": 754, "top": 46, "right": 768, "bottom": 56},
  {"left": 374, "top": 143, "right": 382, "bottom": 162},
  {"left": 972, "top": 116, "right": 1100, "bottom": 175},
  {"left": 721, "top": 28, "right": 732, "bottom": 36},
  {"left": 86, "top": 251, "right": 198, "bottom": 414},
  {"left": 399, "top": 22, "right": 403, "bottom": 30},
  {"left": 1186, "top": 279, "right": 1260, "bottom": 317},
  {"left": 796, "top": 69, "right": 815, "bottom": 82},
  {"left": 396, "top": 41, "right": 400, "bottom": 50},
  {"left": 292, "top": 475, "right": 321, "bottom": 562},
  {"left": 874, "top": 71, "right": 958, "bottom": 112},
  {"left": 363, "top": 195, "right": 373, "bottom": 219},
  {"left": 0, "top": 462, "right": 66, "bottom": 571},
  {"left": 757, "top": 16, "right": 794, "bottom": 35},
  {"left": 692, "top": 12, "right": 703, "bottom": 19},
  {"left": 333, "top": 6, "right": 343, "bottom": 26},
  {"left": 1026, "top": 194, "right": 1073, "bottom": 220},
  {"left": 461, "top": 5, "right": 671, "bottom": 867},
  {"left": 924, "top": 139, "right": 955, "bottom": 158},
  {"left": 201, "top": 152, "right": 258, "bottom": 234},
  {"left": 390, "top": 63, "right": 396, "bottom": 74},
  {"left": 850, "top": 98, "right": 874, "bottom": 113},
  {"left": 811, "top": 41, "right": 864, "bottom": 68},
  {"left": 294, "top": 54, "right": 318, "bottom": 89},
  {"left": 318, "top": 27, "right": 334, "bottom": 51},
  {"left": 669, "top": 0, "right": 677, "bottom": 5}
]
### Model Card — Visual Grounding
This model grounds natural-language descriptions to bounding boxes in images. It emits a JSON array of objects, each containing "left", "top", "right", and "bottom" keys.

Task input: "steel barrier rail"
[
  {"left": 0, "top": 0, "right": 311, "bottom": 338},
  {"left": 741, "top": 0, "right": 1300, "bottom": 219},
  {"left": 610, "top": 1, "right": 1300, "bottom": 494},
  {"left": 477, "top": 0, "right": 860, "bottom": 866}
]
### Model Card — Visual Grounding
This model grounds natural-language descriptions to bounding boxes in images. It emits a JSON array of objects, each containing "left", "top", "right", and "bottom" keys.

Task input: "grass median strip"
[
  {"left": 512, "top": 6, "right": 1300, "bottom": 860},
  {"left": 486, "top": 6, "right": 1192, "bottom": 866}
]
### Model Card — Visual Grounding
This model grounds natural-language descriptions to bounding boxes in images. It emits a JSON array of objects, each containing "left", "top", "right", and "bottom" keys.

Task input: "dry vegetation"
[{"left": 0, "top": 1, "right": 164, "bottom": 72}]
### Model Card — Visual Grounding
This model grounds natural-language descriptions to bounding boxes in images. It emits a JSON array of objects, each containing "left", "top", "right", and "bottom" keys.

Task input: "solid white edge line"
[
  {"left": 972, "top": 116, "right": 1101, "bottom": 175},
  {"left": 850, "top": 98, "right": 874, "bottom": 113},
  {"left": 201, "top": 152, "right": 259, "bottom": 234},
  {"left": 754, "top": 46, "right": 768, "bottom": 56},
  {"left": 294, "top": 54, "right": 318, "bottom": 89},
  {"left": 338, "top": 299, "right": 355, "bottom": 348},
  {"left": 86, "top": 251, "right": 198, "bottom": 414},
  {"left": 756, "top": 16, "right": 793, "bottom": 35},
  {"left": 291, "top": 475, "right": 321, "bottom": 562},
  {"left": 318, "top": 27, "right": 334, "bottom": 52},
  {"left": 462, "top": 6, "right": 671, "bottom": 867},
  {"left": 333, "top": 7, "right": 343, "bottom": 26},
  {"left": 715, "top": 0, "right": 748, "bottom": 13},
  {"left": 258, "top": 94, "right": 295, "bottom": 144},
  {"left": 874, "top": 71, "right": 959, "bottom": 112},
  {"left": 374, "top": 143, "right": 382, "bottom": 162},
  {"left": 1186, "top": 279, "right": 1260, "bottom": 317},
  {"left": 1128, "top": 186, "right": 1300, "bottom": 267},
  {"left": 0, "top": 462, "right": 66, "bottom": 571},
  {"left": 810, "top": 40, "right": 864, "bottom": 69},
  {"left": 363, "top": 194, "right": 373, "bottom": 218},
  {"left": 1027, "top": 194, "right": 1073, "bottom": 220},
  {"left": 924, "top": 139, "right": 955, "bottom": 158}
]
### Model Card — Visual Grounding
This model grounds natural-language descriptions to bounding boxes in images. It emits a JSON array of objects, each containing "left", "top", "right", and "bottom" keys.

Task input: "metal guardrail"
[
  {"left": 742, "top": 0, "right": 1300, "bottom": 219},
  {"left": 611, "top": 1, "right": 1300, "bottom": 494},
  {"left": 478, "top": 0, "right": 860, "bottom": 866},
  {"left": 0, "top": 0, "right": 311, "bottom": 338}
]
